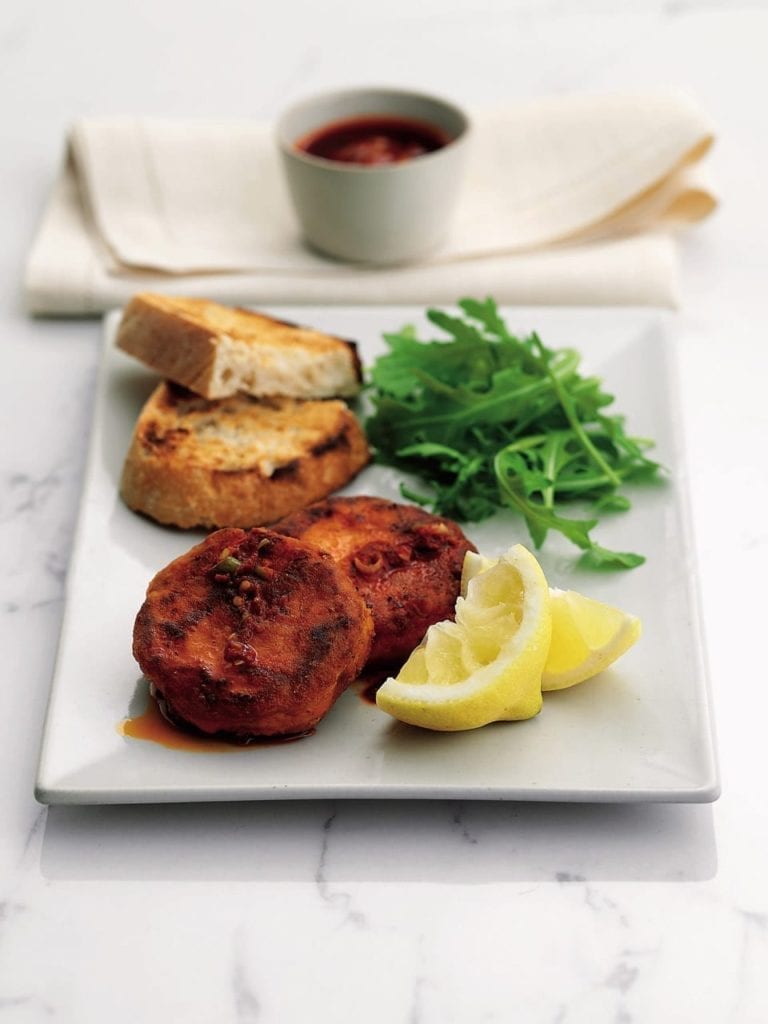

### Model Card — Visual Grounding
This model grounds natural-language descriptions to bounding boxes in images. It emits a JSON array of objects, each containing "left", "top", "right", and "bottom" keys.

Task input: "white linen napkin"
[{"left": 23, "top": 92, "right": 716, "bottom": 315}]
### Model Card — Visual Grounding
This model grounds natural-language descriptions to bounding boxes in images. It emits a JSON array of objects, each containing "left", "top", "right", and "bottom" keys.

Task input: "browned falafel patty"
[
  {"left": 133, "top": 527, "right": 374, "bottom": 740},
  {"left": 274, "top": 496, "right": 476, "bottom": 668}
]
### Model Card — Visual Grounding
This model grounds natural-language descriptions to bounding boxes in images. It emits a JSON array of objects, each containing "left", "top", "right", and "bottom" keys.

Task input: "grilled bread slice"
[
  {"left": 120, "top": 382, "right": 370, "bottom": 529},
  {"left": 116, "top": 293, "right": 363, "bottom": 400}
]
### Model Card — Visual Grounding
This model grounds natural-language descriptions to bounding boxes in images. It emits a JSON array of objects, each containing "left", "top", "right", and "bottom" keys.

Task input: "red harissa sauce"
[
  {"left": 119, "top": 693, "right": 314, "bottom": 751},
  {"left": 120, "top": 694, "right": 235, "bottom": 752},
  {"left": 296, "top": 115, "right": 450, "bottom": 166}
]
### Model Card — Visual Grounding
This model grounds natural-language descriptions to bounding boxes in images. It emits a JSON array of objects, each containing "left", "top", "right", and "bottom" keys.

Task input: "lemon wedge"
[
  {"left": 461, "top": 551, "right": 641, "bottom": 691},
  {"left": 542, "top": 588, "right": 641, "bottom": 690},
  {"left": 375, "top": 545, "right": 551, "bottom": 731},
  {"left": 460, "top": 550, "right": 496, "bottom": 596}
]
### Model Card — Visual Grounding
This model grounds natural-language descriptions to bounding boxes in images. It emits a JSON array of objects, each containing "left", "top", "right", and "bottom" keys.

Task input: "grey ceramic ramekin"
[{"left": 276, "top": 86, "right": 471, "bottom": 264}]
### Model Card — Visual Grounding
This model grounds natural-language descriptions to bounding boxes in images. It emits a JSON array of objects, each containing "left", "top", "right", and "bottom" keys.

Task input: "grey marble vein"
[
  {"left": 604, "top": 961, "right": 639, "bottom": 995},
  {"left": 314, "top": 809, "right": 366, "bottom": 928},
  {"left": 1, "top": 470, "right": 65, "bottom": 522},
  {"left": 451, "top": 802, "right": 479, "bottom": 845},
  {"left": 407, "top": 975, "right": 426, "bottom": 1024},
  {"left": 232, "top": 930, "right": 261, "bottom": 1024}
]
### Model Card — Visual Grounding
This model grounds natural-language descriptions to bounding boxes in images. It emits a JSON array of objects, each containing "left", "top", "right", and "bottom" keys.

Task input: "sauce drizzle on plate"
[
  {"left": 119, "top": 694, "right": 314, "bottom": 752},
  {"left": 119, "top": 695, "right": 237, "bottom": 752}
]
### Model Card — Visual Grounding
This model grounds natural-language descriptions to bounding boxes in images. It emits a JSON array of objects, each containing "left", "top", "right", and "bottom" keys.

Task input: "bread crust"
[
  {"left": 120, "top": 383, "right": 370, "bottom": 529},
  {"left": 116, "top": 293, "right": 363, "bottom": 400}
]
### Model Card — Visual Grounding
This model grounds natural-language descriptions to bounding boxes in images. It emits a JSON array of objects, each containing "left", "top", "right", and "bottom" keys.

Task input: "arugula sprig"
[{"left": 365, "top": 298, "right": 663, "bottom": 569}]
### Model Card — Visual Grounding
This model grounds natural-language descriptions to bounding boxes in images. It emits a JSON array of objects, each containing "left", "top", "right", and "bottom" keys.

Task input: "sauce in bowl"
[{"left": 296, "top": 114, "right": 450, "bottom": 166}]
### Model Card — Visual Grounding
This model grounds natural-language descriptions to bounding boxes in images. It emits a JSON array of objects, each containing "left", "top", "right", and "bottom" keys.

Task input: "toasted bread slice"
[
  {"left": 120, "top": 383, "right": 370, "bottom": 529},
  {"left": 116, "top": 293, "right": 363, "bottom": 400}
]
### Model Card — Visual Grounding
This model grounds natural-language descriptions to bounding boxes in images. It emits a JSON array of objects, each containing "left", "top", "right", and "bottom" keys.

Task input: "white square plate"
[{"left": 35, "top": 306, "right": 719, "bottom": 804}]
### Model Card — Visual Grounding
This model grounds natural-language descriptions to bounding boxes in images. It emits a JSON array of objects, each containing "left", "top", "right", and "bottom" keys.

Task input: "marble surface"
[{"left": 1, "top": 1, "right": 767, "bottom": 1021}]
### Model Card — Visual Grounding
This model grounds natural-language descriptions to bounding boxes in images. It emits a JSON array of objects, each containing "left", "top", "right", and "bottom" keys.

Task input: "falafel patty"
[
  {"left": 133, "top": 527, "right": 374, "bottom": 740},
  {"left": 274, "top": 496, "right": 476, "bottom": 668}
]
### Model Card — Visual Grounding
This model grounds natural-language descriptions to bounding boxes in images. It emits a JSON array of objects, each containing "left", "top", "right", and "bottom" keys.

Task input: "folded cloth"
[{"left": 24, "top": 92, "right": 716, "bottom": 315}]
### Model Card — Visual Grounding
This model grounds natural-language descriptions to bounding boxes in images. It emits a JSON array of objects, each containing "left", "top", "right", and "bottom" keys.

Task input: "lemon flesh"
[
  {"left": 460, "top": 550, "right": 496, "bottom": 597},
  {"left": 376, "top": 545, "right": 551, "bottom": 731},
  {"left": 542, "top": 588, "right": 641, "bottom": 690},
  {"left": 461, "top": 552, "right": 641, "bottom": 692}
]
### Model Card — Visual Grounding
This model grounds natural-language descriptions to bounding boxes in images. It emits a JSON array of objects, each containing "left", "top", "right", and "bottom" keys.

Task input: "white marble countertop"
[{"left": 2, "top": 2, "right": 767, "bottom": 1021}]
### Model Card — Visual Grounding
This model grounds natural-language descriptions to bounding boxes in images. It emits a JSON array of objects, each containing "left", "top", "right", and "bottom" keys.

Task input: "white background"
[{"left": 2, "top": 1, "right": 767, "bottom": 1021}]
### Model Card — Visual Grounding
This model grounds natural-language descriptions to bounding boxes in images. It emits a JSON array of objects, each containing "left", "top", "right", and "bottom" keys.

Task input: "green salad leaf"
[{"left": 365, "top": 298, "right": 663, "bottom": 569}]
